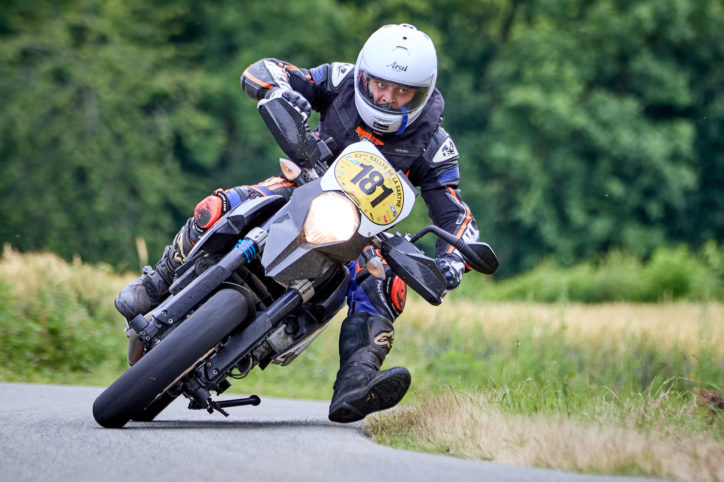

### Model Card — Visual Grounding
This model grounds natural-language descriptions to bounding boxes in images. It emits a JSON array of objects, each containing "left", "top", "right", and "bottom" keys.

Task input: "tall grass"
[
  {"left": 392, "top": 301, "right": 723, "bottom": 399},
  {"left": 369, "top": 300, "right": 724, "bottom": 481},
  {"left": 367, "top": 389, "right": 724, "bottom": 481},
  {"left": 0, "top": 245, "right": 131, "bottom": 383}
]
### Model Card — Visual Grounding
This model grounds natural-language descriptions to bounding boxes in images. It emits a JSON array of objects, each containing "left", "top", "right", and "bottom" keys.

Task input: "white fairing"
[{"left": 321, "top": 141, "right": 416, "bottom": 237}]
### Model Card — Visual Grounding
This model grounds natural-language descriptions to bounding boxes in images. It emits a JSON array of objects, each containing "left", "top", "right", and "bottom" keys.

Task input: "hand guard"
[{"left": 435, "top": 253, "right": 466, "bottom": 291}]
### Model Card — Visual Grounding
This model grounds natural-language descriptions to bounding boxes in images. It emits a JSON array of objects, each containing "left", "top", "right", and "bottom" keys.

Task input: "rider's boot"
[
  {"left": 117, "top": 248, "right": 175, "bottom": 366},
  {"left": 328, "top": 313, "right": 411, "bottom": 423},
  {"left": 114, "top": 243, "right": 178, "bottom": 321},
  {"left": 115, "top": 220, "right": 201, "bottom": 321},
  {"left": 115, "top": 221, "right": 201, "bottom": 365}
]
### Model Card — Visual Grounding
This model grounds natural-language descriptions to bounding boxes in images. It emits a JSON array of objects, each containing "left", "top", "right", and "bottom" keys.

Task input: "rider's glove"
[
  {"left": 435, "top": 253, "right": 466, "bottom": 291},
  {"left": 281, "top": 89, "right": 312, "bottom": 119},
  {"left": 267, "top": 87, "right": 311, "bottom": 119}
]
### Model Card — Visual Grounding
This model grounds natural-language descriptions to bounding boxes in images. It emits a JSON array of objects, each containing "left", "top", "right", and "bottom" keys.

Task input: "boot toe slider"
[{"left": 328, "top": 367, "right": 411, "bottom": 423}]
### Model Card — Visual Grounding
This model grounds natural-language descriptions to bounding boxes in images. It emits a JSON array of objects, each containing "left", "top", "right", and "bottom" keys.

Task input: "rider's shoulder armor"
[
  {"left": 327, "top": 62, "right": 354, "bottom": 91},
  {"left": 410, "top": 126, "right": 461, "bottom": 190},
  {"left": 307, "top": 62, "right": 354, "bottom": 108}
]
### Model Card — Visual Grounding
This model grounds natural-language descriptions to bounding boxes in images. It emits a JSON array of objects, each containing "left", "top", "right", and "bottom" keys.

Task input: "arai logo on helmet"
[{"left": 386, "top": 62, "right": 408, "bottom": 72}]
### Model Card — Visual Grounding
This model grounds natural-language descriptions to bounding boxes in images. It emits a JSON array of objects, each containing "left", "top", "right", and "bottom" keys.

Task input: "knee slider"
[
  {"left": 194, "top": 189, "right": 230, "bottom": 229},
  {"left": 355, "top": 267, "right": 406, "bottom": 320}
]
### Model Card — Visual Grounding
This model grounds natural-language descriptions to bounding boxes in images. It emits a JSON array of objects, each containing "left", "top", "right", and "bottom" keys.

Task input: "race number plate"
[{"left": 333, "top": 151, "right": 405, "bottom": 226}]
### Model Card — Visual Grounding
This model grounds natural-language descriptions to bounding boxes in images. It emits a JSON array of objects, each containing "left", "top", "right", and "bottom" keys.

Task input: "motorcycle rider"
[{"left": 115, "top": 24, "right": 480, "bottom": 423}]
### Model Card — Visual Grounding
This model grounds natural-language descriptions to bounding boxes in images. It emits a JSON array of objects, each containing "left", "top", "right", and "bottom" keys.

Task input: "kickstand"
[
  {"left": 189, "top": 395, "right": 262, "bottom": 416},
  {"left": 206, "top": 398, "right": 230, "bottom": 417},
  {"left": 214, "top": 395, "right": 262, "bottom": 409}
]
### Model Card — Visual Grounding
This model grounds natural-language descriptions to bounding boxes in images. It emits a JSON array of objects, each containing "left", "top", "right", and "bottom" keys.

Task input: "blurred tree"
[
  {"left": 0, "top": 0, "right": 194, "bottom": 267},
  {"left": 0, "top": 0, "right": 722, "bottom": 277},
  {"left": 428, "top": 0, "right": 722, "bottom": 274},
  {"left": 0, "top": 0, "right": 366, "bottom": 268}
]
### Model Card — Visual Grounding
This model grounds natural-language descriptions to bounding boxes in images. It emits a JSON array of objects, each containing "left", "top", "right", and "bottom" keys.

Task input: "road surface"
[{"left": 0, "top": 383, "right": 665, "bottom": 482}]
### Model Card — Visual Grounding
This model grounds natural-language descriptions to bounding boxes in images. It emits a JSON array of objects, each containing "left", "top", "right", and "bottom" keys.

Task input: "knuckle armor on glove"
[
  {"left": 267, "top": 87, "right": 311, "bottom": 118},
  {"left": 281, "top": 89, "right": 311, "bottom": 117},
  {"left": 435, "top": 254, "right": 465, "bottom": 290}
]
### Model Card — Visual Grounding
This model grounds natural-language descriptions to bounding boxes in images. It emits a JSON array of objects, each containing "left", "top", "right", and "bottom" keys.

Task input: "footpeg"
[{"left": 207, "top": 399, "right": 230, "bottom": 417}]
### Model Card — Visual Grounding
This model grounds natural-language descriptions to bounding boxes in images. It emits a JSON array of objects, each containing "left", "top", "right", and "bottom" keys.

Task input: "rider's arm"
[
  {"left": 411, "top": 128, "right": 480, "bottom": 264},
  {"left": 421, "top": 185, "right": 480, "bottom": 261},
  {"left": 240, "top": 59, "right": 348, "bottom": 112}
]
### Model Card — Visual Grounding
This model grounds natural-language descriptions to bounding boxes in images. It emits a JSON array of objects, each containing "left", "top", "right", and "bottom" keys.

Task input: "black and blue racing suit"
[{"left": 234, "top": 59, "right": 480, "bottom": 322}]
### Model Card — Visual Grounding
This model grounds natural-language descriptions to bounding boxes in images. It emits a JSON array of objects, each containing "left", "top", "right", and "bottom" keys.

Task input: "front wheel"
[
  {"left": 129, "top": 390, "right": 177, "bottom": 422},
  {"left": 92, "top": 289, "right": 248, "bottom": 428}
]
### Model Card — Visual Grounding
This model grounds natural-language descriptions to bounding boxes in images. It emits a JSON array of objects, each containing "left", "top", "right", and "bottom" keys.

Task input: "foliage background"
[{"left": 1, "top": 0, "right": 723, "bottom": 276}]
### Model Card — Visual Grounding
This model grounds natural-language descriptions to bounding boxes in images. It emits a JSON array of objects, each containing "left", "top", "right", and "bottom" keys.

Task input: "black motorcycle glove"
[
  {"left": 281, "top": 89, "right": 311, "bottom": 118},
  {"left": 435, "top": 253, "right": 466, "bottom": 290},
  {"left": 266, "top": 87, "right": 311, "bottom": 119}
]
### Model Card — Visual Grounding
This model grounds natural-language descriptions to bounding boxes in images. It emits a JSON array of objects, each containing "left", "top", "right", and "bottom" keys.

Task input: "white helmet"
[{"left": 354, "top": 24, "right": 437, "bottom": 135}]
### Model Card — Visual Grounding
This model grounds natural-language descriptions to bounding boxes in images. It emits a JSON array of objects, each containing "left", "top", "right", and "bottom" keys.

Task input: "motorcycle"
[{"left": 92, "top": 96, "right": 498, "bottom": 428}]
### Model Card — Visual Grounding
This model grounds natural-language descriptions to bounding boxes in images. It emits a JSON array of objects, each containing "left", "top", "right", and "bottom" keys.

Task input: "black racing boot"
[
  {"left": 114, "top": 219, "right": 198, "bottom": 321},
  {"left": 116, "top": 221, "right": 201, "bottom": 366},
  {"left": 114, "top": 245, "right": 177, "bottom": 320},
  {"left": 328, "top": 313, "right": 411, "bottom": 423}
]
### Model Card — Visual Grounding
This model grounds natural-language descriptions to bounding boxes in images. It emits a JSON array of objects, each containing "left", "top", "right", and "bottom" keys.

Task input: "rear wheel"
[{"left": 93, "top": 289, "right": 248, "bottom": 428}]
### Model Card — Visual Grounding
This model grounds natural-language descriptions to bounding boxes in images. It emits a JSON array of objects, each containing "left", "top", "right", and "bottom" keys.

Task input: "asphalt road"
[{"left": 0, "top": 383, "right": 666, "bottom": 482}]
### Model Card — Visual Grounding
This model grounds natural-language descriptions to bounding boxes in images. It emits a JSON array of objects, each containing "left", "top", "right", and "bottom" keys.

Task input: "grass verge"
[
  {"left": 368, "top": 300, "right": 723, "bottom": 481},
  {"left": 367, "top": 388, "right": 723, "bottom": 481}
]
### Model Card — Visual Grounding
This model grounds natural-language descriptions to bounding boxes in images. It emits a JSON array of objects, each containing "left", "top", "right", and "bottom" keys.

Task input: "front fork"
[
  {"left": 134, "top": 224, "right": 318, "bottom": 415},
  {"left": 183, "top": 279, "right": 315, "bottom": 415},
  {"left": 128, "top": 223, "right": 326, "bottom": 416},
  {"left": 128, "top": 227, "right": 270, "bottom": 352}
]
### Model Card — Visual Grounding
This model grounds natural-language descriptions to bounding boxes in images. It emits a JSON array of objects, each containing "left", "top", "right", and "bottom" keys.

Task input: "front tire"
[
  {"left": 93, "top": 289, "right": 248, "bottom": 428},
  {"left": 129, "top": 391, "right": 177, "bottom": 422}
]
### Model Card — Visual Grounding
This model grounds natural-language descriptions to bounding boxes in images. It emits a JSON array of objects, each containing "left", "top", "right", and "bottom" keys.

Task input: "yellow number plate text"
[{"left": 333, "top": 151, "right": 405, "bottom": 226}]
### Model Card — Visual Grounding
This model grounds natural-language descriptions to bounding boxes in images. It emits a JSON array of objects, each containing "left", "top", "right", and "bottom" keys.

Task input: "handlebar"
[{"left": 409, "top": 225, "right": 498, "bottom": 275}]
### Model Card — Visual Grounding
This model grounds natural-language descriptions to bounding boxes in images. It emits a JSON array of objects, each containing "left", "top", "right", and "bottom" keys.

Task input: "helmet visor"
[{"left": 357, "top": 70, "right": 431, "bottom": 115}]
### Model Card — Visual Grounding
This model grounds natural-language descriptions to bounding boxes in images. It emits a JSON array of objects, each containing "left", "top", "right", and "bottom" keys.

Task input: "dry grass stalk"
[
  {"left": 368, "top": 391, "right": 724, "bottom": 481},
  {"left": 403, "top": 299, "right": 724, "bottom": 357},
  {"left": 1, "top": 244, "right": 132, "bottom": 302}
]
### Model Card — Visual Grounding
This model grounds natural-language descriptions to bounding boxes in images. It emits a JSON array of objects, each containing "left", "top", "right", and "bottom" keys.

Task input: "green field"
[{"left": 0, "top": 247, "right": 722, "bottom": 480}]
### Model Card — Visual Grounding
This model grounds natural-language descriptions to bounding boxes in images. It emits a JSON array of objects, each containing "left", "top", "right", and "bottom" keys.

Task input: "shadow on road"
[{"left": 109, "top": 418, "right": 363, "bottom": 432}]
